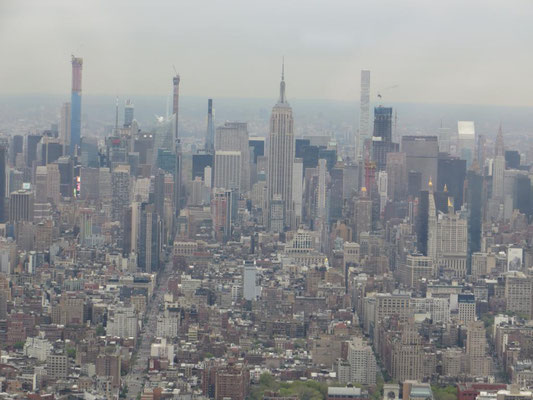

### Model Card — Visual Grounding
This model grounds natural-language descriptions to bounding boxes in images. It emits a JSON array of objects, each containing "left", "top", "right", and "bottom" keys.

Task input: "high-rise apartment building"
[
  {"left": 466, "top": 320, "right": 492, "bottom": 376},
  {"left": 0, "top": 147, "right": 6, "bottom": 222},
  {"left": 357, "top": 70, "right": 371, "bottom": 160},
  {"left": 390, "top": 324, "right": 424, "bottom": 382},
  {"left": 267, "top": 63, "right": 294, "bottom": 232},
  {"left": 172, "top": 73, "right": 182, "bottom": 223},
  {"left": 70, "top": 56, "right": 83, "bottom": 156},
  {"left": 347, "top": 336, "right": 377, "bottom": 385}
]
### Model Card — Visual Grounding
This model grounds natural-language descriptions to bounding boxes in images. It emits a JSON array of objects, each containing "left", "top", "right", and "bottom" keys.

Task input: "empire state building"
[{"left": 268, "top": 62, "right": 294, "bottom": 232}]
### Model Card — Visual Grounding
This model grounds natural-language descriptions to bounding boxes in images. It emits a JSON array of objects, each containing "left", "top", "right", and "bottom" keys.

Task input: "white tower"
[{"left": 357, "top": 70, "right": 371, "bottom": 160}]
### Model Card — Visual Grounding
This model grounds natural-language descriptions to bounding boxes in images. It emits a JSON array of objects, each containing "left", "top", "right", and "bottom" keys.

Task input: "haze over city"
[
  {"left": 2, "top": 2, "right": 533, "bottom": 400},
  {"left": 2, "top": 0, "right": 533, "bottom": 106}
]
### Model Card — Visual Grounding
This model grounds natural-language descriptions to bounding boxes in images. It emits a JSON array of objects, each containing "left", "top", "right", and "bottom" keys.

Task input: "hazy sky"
[{"left": 1, "top": 0, "right": 532, "bottom": 106}]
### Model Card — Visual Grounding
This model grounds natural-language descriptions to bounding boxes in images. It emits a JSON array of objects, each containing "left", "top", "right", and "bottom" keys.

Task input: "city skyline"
[
  {"left": 2, "top": 3, "right": 533, "bottom": 400},
  {"left": 1, "top": 0, "right": 533, "bottom": 106}
]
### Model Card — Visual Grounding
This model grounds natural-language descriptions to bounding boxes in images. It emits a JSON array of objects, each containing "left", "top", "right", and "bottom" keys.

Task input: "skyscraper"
[
  {"left": 59, "top": 102, "right": 71, "bottom": 151},
  {"left": 243, "top": 260, "right": 257, "bottom": 301},
  {"left": 466, "top": 169, "right": 483, "bottom": 272},
  {"left": 26, "top": 134, "right": 42, "bottom": 168},
  {"left": 9, "top": 190, "right": 34, "bottom": 223},
  {"left": 457, "top": 121, "right": 476, "bottom": 167},
  {"left": 111, "top": 165, "right": 131, "bottom": 222},
  {"left": 70, "top": 56, "right": 83, "bottom": 156},
  {"left": 206, "top": 99, "right": 215, "bottom": 153},
  {"left": 138, "top": 203, "right": 160, "bottom": 273},
  {"left": 357, "top": 70, "right": 371, "bottom": 160},
  {"left": 386, "top": 152, "right": 407, "bottom": 201},
  {"left": 172, "top": 74, "right": 182, "bottom": 225},
  {"left": 267, "top": 62, "right": 294, "bottom": 231},
  {"left": 372, "top": 106, "right": 399, "bottom": 171},
  {"left": 492, "top": 124, "right": 505, "bottom": 202},
  {"left": 402, "top": 136, "right": 439, "bottom": 191},
  {"left": 124, "top": 100, "right": 134, "bottom": 128},
  {"left": 215, "top": 122, "right": 250, "bottom": 192},
  {"left": 437, "top": 154, "right": 466, "bottom": 210},
  {"left": 0, "top": 147, "right": 5, "bottom": 222},
  {"left": 214, "top": 151, "right": 241, "bottom": 191}
]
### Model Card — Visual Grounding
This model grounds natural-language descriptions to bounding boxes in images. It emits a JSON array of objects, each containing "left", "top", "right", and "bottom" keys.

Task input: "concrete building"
[
  {"left": 214, "top": 150, "right": 241, "bottom": 191},
  {"left": 243, "top": 260, "right": 258, "bottom": 301},
  {"left": 505, "top": 271, "right": 533, "bottom": 318},
  {"left": 111, "top": 165, "right": 131, "bottom": 221},
  {"left": 401, "top": 136, "right": 439, "bottom": 191},
  {"left": 9, "top": 190, "right": 34, "bottom": 223},
  {"left": 342, "top": 336, "right": 377, "bottom": 385},
  {"left": 46, "top": 353, "right": 69, "bottom": 379},
  {"left": 215, "top": 122, "right": 249, "bottom": 192}
]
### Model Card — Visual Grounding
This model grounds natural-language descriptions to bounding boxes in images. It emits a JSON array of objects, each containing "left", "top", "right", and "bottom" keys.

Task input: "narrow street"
[{"left": 123, "top": 259, "right": 172, "bottom": 400}]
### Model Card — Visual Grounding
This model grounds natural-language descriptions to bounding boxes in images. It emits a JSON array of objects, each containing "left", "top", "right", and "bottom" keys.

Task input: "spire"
[
  {"left": 115, "top": 96, "right": 119, "bottom": 135},
  {"left": 428, "top": 176, "right": 433, "bottom": 192},
  {"left": 495, "top": 122, "right": 505, "bottom": 157},
  {"left": 279, "top": 57, "right": 286, "bottom": 104}
]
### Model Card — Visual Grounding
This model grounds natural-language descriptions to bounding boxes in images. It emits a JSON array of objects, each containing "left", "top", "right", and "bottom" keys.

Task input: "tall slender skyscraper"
[
  {"left": 206, "top": 99, "right": 215, "bottom": 153},
  {"left": 172, "top": 74, "right": 182, "bottom": 226},
  {"left": 267, "top": 61, "right": 294, "bottom": 231},
  {"left": 357, "top": 70, "right": 371, "bottom": 160},
  {"left": 70, "top": 56, "right": 83, "bottom": 156},
  {"left": 492, "top": 124, "right": 505, "bottom": 202},
  {"left": 59, "top": 102, "right": 71, "bottom": 151}
]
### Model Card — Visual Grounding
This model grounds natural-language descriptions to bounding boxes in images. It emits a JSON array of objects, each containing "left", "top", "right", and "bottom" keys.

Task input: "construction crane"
[{"left": 376, "top": 85, "right": 399, "bottom": 102}]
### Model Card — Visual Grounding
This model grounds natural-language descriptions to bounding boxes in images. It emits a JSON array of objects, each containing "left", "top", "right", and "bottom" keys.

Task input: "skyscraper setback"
[
  {"left": 267, "top": 62, "right": 294, "bottom": 231},
  {"left": 70, "top": 56, "right": 83, "bottom": 156}
]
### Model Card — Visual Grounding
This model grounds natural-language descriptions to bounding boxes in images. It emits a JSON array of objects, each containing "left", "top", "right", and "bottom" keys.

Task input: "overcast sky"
[{"left": 1, "top": 0, "right": 532, "bottom": 106}]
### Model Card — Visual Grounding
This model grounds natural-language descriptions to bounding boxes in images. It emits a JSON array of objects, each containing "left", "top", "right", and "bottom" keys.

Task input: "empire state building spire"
[{"left": 279, "top": 58, "right": 287, "bottom": 104}]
